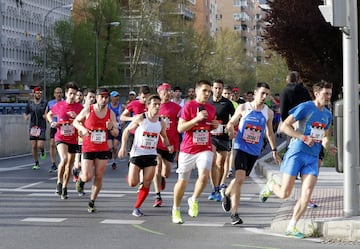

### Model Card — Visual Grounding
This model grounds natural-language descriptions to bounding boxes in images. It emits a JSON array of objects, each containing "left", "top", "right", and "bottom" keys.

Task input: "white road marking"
[
  {"left": 16, "top": 181, "right": 44, "bottom": 190},
  {"left": 182, "top": 221, "right": 225, "bottom": 227},
  {"left": 101, "top": 219, "right": 144, "bottom": 225},
  {"left": 22, "top": 218, "right": 67, "bottom": 222}
]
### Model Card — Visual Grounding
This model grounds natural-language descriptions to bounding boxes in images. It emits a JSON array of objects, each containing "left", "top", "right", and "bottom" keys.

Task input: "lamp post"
[
  {"left": 95, "top": 21, "right": 120, "bottom": 89},
  {"left": 42, "top": 3, "right": 72, "bottom": 99}
]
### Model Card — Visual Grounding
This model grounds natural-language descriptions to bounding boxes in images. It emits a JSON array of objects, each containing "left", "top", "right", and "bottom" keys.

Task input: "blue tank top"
[{"left": 234, "top": 102, "right": 269, "bottom": 156}]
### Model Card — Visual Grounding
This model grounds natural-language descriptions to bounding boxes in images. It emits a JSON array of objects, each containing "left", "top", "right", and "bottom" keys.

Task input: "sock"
[
  {"left": 214, "top": 186, "right": 220, "bottom": 192},
  {"left": 156, "top": 192, "right": 161, "bottom": 199},
  {"left": 134, "top": 186, "right": 149, "bottom": 208},
  {"left": 191, "top": 196, "right": 197, "bottom": 202},
  {"left": 79, "top": 179, "right": 85, "bottom": 187},
  {"left": 173, "top": 206, "right": 180, "bottom": 211},
  {"left": 287, "top": 219, "right": 297, "bottom": 230},
  {"left": 35, "top": 161, "right": 39, "bottom": 165}
]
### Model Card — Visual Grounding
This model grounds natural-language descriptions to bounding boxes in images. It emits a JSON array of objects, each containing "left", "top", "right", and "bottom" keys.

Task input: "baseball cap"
[
  {"left": 232, "top": 87, "right": 240, "bottom": 93},
  {"left": 129, "top": 91, "right": 136, "bottom": 95},
  {"left": 157, "top": 83, "right": 171, "bottom": 94},
  {"left": 110, "top": 91, "right": 120, "bottom": 97},
  {"left": 33, "top": 86, "right": 42, "bottom": 93},
  {"left": 96, "top": 87, "right": 109, "bottom": 96}
]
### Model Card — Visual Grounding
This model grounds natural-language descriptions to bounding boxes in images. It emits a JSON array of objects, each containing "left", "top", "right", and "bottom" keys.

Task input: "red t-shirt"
[
  {"left": 180, "top": 100, "right": 216, "bottom": 154},
  {"left": 126, "top": 100, "right": 147, "bottom": 134},
  {"left": 51, "top": 100, "right": 83, "bottom": 144},
  {"left": 157, "top": 101, "right": 181, "bottom": 151},
  {"left": 82, "top": 105, "right": 111, "bottom": 152}
]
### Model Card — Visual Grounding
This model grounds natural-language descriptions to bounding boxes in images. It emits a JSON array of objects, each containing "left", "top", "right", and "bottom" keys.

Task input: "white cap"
[{"left": 129, "top": 91, "right": 136, "bottom": 95}]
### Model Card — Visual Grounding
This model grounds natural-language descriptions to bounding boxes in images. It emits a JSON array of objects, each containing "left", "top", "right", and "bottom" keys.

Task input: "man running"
[{"left": 73, "top": 87, "right": 119, "bottom": 212}]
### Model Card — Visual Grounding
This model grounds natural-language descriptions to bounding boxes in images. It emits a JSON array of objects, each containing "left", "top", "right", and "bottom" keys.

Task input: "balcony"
[{"left": 171, "top": 4, "right": 195, "bottom": 20}]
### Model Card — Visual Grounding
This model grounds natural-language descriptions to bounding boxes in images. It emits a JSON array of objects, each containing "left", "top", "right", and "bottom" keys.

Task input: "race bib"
[
  {"left": 310, "top": 122, "right": 326, "bottom": 142},
  {"left": 90, "top": 130, "right": 106, "bottom": 144},
  {"left": 161, "top": 116, "right": 171, "bottom": 130},
  {"left": 30, "top": 126, "right": 41, "bottom": 137},
  {"left": 242, "top": 124, "right": 262, "bottom": 144},
  {"left": 60, "top": 123, "right": 75, "bottom": 136},
  {"left": 193, "top": 128, "right": 209, "bottom": 145},
  {"left": 211, "top": 123, "right": 224, "bottom": 136},
  {"left": 140, "top": 131, "right": 158, "bottom": 149}
]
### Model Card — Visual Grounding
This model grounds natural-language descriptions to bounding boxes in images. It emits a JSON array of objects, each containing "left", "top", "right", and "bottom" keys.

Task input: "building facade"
[{"left": 0, "top": 0, "right": 72, "bottom": 101}]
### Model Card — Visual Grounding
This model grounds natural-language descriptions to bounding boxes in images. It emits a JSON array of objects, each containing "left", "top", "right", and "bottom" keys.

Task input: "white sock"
[{"left": 287, "top": 219, "right": 297, "bottom": 230}]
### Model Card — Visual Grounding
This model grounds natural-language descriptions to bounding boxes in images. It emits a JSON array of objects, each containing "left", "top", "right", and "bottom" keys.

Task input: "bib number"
[
  {"left": 140, "top": 131, "right": 158, "bottom": 149},
  {"left": 193, "top": 129, "right": 209, "bottom": 145},
  {"left": 243, "top": 125, "right": 262, "bottom": 144},
  {"left": 60, "top": 124, "right": 75, "bottom": 136},
  {"left": 30, "top": 126, "right": 41, "bottom": 137},
  {"left": 91, "top": 130, "right": 106, "bottom": 144}
]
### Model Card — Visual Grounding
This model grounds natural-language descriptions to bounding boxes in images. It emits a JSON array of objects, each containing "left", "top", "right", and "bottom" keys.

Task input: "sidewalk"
[{"left": 255, "top": 148, "right": 360, "bottom": 241}]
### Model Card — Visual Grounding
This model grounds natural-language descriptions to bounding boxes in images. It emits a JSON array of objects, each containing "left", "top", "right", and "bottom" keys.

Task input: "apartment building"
[
  {"left": 0, "top": 0, "right": 72, "bottom": 100},
  {"left": 212, "top": 0, "right": 268, "bottom": 63}
]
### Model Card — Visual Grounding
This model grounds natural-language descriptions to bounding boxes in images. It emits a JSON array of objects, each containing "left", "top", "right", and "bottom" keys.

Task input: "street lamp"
[
  {"left": 42, "top": 3, "right": 73, "bottom": 99},
  {"left": 95, "top": 21, "right": 120, "bottom": 89}
]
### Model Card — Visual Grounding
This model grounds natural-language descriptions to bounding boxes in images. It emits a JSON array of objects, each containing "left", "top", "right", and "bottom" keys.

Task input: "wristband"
[
  {"left": 302, "top": 136, "right": 307, "bottom": 142},
  {"left": 272, "top": 148, "right": 277, "bottom": 152}
]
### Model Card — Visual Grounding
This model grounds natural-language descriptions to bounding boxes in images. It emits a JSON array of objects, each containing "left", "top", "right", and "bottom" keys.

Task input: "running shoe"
[
  {"left": 88, "top": 201, "right": 96, "bottom": 213},
  {"left": 111, "top": 162, "right": 117, "bottom": 170},
  {"left": 32, "top": 164, "right": 40, "bottom": 170},
  {"left": 132, "top": 208, "right": 144, "bottom": 217},
  {"left": 227, "top": 169, "right": 233, "bottom": 178},
  {"left": 172, "top": 209, "right": 183, "bottom": 224},
  {"left": 61, "top": 187, "right": 68, "bottom": 200},
  {"left": 222, "top": 194, "right": 231, "bottom": 212},
  {"left": 55, "top": 183, "right": 62, "bottom": 195},
  {"left": 208, "top": 192, "right": 216, "bottom": 201},
  {"left": 48, "top": 164, "right": 57, "bottom": 173},
  {"left": 308, "top": 200, "right": 318, "bottom": 208},
  {"left": 40, "top": 151, "right": 46, "bottom": 160},
  {"left": 187, "top": 197, "right": 199, "bottom": 217},
  {"left": 259, "top": 178, "right": 276, "bottom": 203},
  {"left": 230, "top": 213, "right": 243, "bottom": 225},
  {"left": 214, "top": 191, "right": 222, "bottom": 202},
  {"left": 72, "top": 174, "right": 79, "bottom": 183},
  {"left": 153, "top": 197, "right": 162, "bottom": 207},
  {"left": 160, "top": 176, "right": 166, "bottom": 191},
  {"left": 76, "top": 179, "right": 84, "bottom": 193},
  {"left": 285, "top": 227, "right": 305, "bottom": 238},
  {"left": 72, "top": 166, "right": 79, "bottom": 182}
]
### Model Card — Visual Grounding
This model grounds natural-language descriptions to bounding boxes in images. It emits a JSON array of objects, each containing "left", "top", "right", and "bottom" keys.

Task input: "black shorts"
[
  {"left": 319, "top": 146, "right": 325, "bottom": 161},
  {"left": 82, "top": 151, "right": 112, "bottom": 160},
  {"left": 211, "top": 136, "right": 231, "bottom": 152},
  {"left": 56, "top": 141, "right": 80, "bottom": 153},
  {"left": 234, "top": 149, "right": 258, "bottom": 176},
  {"left": 130, "top": 155, "right": 157, "bottom": 169},
  {"left": 50, "top": 127, "right": 57, "bottom": 139},
  {"left": 157, "top": 148, "right": 176, "bottom": 163}
]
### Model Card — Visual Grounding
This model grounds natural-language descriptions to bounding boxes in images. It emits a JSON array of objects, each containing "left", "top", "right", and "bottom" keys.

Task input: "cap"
[
  {"left": 157, "top": 83, "right": 171, "bottom": 94},
  {"left": 110, "top": 91, "right": 120, "bottom": 97},
  {"left": 129, "top": 91, "right": 136, "bottom": 96},
  {"left": 96, "top": 87, "right": 109, "bottom": 96},
  {"left": 232, "top": 87, "right": 240, "bottom": 93},
  {"left": 33, "top": 86, "right": 42, "bottom": 93}
]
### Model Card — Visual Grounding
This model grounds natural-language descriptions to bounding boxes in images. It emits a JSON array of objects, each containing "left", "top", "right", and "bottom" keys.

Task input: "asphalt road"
[{"left": 0, "top": 147, "right": 358, "bottom": 249}]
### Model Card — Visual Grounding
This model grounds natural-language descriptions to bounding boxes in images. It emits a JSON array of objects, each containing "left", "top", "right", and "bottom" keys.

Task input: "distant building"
[{"left": 0, "top": 0, "right": 72, "bottom": 97}]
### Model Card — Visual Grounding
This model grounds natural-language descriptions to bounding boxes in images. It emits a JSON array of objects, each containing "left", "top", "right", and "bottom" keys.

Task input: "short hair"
[
  {"left": 312, "top": 80, "right": 333, "bottom": 93},
  {"left": 256, "top": 82, "right": 270, "bottom": 90},
  {"left": 286, "top": 71, "right": 299, "bottom": 83},
  {"left": 145, "top": 94, "right": 161, "bottom": 105},
  {"left": 139, "top": 86, "right": 150, "bottom": 94},
  {"left": 196, "top": 80, "right": 211, "bottom": 88},
  {"left": 173, "top": 86, "right": 182, "bottom": 92},
  {"left": 213, "top": 79, "right": 224, "bottom": 85},
  {"left": 65, "top": 81, "right": 78, "bottom": 92},
  {"left": 83, "top": 88, "right": 95, "bottom": 96}
]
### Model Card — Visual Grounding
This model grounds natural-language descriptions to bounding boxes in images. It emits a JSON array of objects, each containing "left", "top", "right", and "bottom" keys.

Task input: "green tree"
[{"left": 263, "top": 0, "right": 342, "bottom": 96}]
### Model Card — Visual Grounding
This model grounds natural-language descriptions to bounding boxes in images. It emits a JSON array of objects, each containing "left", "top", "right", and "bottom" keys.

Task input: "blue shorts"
[{"left": 280, "top": 150, "right": 319, "bottom": 177}]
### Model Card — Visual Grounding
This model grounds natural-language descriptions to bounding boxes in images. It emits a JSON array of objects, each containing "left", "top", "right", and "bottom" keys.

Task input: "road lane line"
[
  {"left": 101, "top": 219, "right": 144, "bottom": 225},
  {"left": 181, "top": 222, "right": 225, "bottom": 227},
  {"left": 17, "top": 181, "right": 44, "bottom": 190},
  {"left": 132, "top": 224, "right": 165, "bottom": 235},
  {"left": 22, "top": 218, "right": 66, "bottom": 222}
]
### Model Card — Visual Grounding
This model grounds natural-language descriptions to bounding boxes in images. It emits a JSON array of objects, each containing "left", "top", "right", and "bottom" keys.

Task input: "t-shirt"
[
  {"left": 287, "top": 101, "right": 332, "bottom": 156},
  {"left": 157, "top": 101, "right": 181, "bottom": 151},
  {"left": 25, "top": 99, "right": 48, "bottom": 129},
  {"left": 51, "top": 100, "right": 83, "bottom": 144},
  {"left": 180, "top": 100, "right": 216, "bottom": 154},
  {"left": 208, "top": 96, "right": 235, "bottom": 140}
]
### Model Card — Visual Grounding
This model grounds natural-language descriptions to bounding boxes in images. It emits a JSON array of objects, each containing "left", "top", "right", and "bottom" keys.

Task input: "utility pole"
[{"left": 319, "top": 0, "right": 359, "bottom": 217}]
